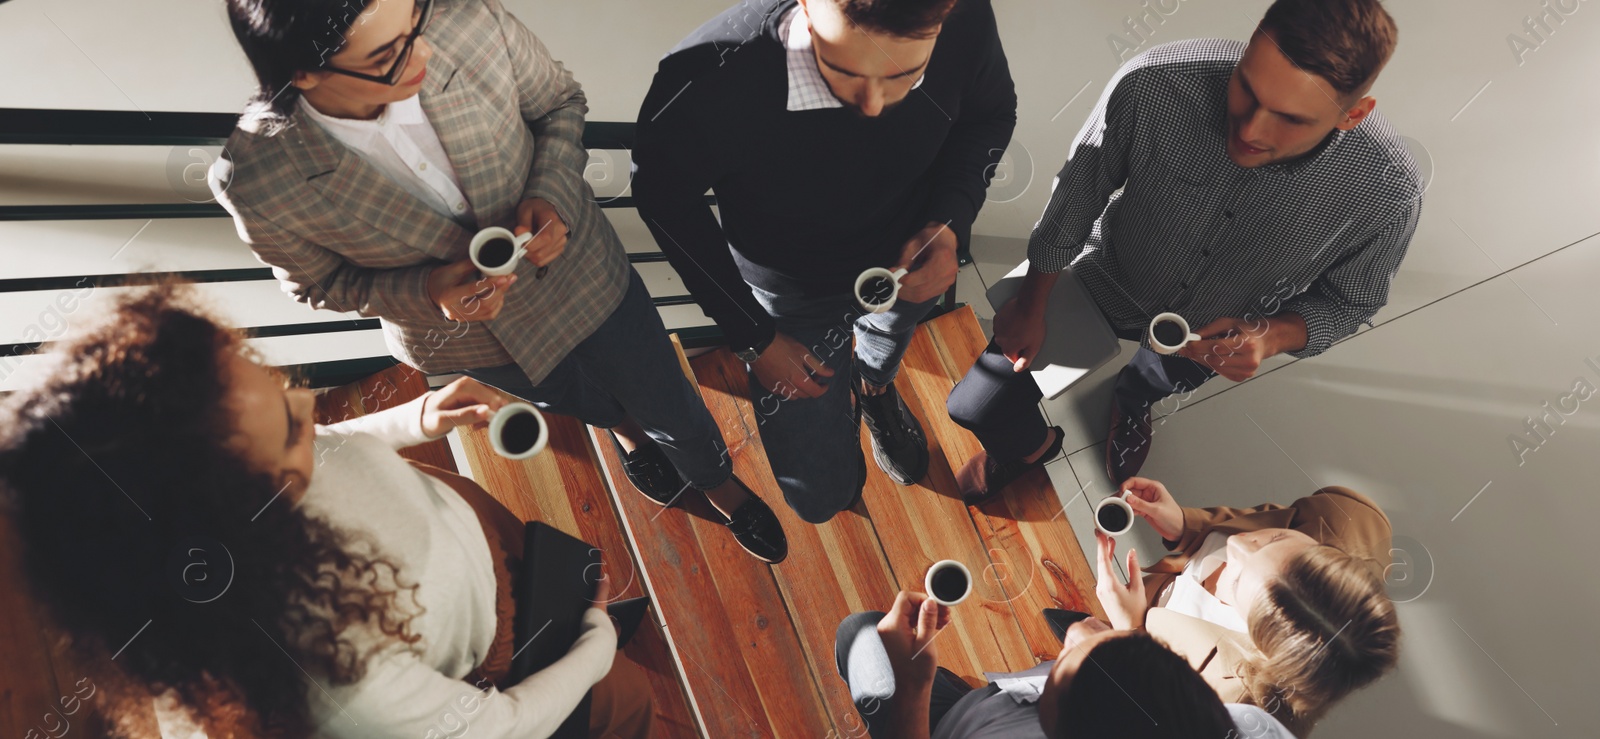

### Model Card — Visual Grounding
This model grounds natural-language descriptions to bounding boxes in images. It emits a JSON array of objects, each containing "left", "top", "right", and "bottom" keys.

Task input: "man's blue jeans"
[
  {"left": 745, "top": 284, "right": 939, "bottom": 523},
  {"left": 462, "top": 268, "right": 732, "bottom": 491}
]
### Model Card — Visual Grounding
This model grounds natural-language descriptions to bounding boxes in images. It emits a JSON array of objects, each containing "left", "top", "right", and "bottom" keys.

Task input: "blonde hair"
[{"left": 1240, "top": 545, "right": 1401, "bottom": 734}]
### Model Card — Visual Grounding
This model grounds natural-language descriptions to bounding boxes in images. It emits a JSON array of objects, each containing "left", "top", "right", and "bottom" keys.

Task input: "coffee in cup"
[
  {"left": 1148, "top": 312, "right": 1201, "bottom": 355},
  {"left": 489, "top": 402, "right": 549, "bottom": 460},
  {"left": 924, "top": 559, "right": 972, "bottom": 606},
  {"left": 854, "top": 266, "right": 910, "bottom": 314},
  {"left": 470, "top": 226, "right": 534, "bottom": 277},
  {"left": 1094, "top": 493, "right": 1135, "bottom": 536}
]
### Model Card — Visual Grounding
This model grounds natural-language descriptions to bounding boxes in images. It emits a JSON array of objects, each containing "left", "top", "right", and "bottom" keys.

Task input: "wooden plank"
[
  {"left": 0, "top": 516, "right": 66, "bottom": 738},
  {"left": 457, "top": 393, "right": 698, "bottom": 736},
  {"left": 915, "top": 308, "right": 1105, "bottom": 662},
  {"left": 867, "top": 338, "right": 1038, "bottom": 681},
  {"left": 691, "top": 349, "right": 899, "bottom": 736}
]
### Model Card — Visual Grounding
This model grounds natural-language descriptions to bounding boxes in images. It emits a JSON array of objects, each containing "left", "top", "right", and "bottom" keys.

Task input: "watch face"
[{"left": 735, "top": 349, "right": 759, "bottom": 363}]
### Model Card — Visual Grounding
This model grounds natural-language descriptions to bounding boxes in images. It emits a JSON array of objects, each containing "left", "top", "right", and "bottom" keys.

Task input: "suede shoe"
[
  {"left": 717, "top": 479, "right": 788, "bottom": 564},
  {"left": 955, "top": 426, "right": 1064, "bottom": 504},
  {"left": 612, "top": 435, "right": 688, "bottom": 507},
  {"left": 1105, "top": 402, "right": 1153, "bottom": 488}
]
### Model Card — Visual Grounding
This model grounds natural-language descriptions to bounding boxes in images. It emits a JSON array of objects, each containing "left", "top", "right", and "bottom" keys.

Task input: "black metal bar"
[
  {"left": 0, "top": 196, "right": 718, "bottom": 222},
  {"left": 0, "top": 108, "right": 638, "bottom": 151},
  {"left": 0, "top": 268, "right": 275, "bottom": 294},
  {"left": 285, "top": 356, "right": 403, "bottom": 389},
  {"left": 243, "top": 319, "right": 382, "bottom": 339}
]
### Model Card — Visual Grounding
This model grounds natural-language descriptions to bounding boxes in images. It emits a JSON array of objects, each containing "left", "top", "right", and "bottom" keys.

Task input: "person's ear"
[
  {"left": 291, "top": 69, "right": 319, "bottom": 92},
  {"left": 1336, "top": 96, "right": 1376, "bottom": 131}
]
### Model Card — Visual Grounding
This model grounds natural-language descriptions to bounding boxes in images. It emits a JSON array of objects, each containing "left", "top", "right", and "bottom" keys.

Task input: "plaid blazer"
[{"left": 210, "top": 0, "right": 628, "bottom": 384}]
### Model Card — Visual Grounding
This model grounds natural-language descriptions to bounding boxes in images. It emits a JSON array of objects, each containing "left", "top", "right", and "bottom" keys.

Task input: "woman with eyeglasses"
[
  {"left": 210, "top": 0, "right": 788, "bottom": 565},
  {"left": 0, "top": 287, "right": 652, "bottom": 738}
]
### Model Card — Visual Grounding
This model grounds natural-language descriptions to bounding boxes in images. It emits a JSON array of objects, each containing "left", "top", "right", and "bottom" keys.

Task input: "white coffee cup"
[
  {"left": 854, "top": 266, "right": 909, "bottom": 314},
  {"left": 1094, "top": 491, "right": 1136, "bottom": 536},
  {"left": 924, "top": 559, "right": 973, "bottom": 606},
  {"left": 488, "top": 402, "right": 548, "bottom": 460},
  {"left": 470, "top": 226, "right": 533, "bottom": 277},
  {"left": 1148, "top": 312, "right": 1201, "bottom": 355}
]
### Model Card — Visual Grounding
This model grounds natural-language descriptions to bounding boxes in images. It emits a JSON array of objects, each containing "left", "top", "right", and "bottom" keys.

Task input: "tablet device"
[
  {"left": 512, "top": 521, "right": 601, "bottom": 738},
  {"left": 985, "top": 262, "right": 1121, "bottom": 400}
]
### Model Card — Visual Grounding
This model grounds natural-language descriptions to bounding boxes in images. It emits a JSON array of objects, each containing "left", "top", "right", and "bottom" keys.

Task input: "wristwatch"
[{"left": 734, "top": 334, "right": 774, "bottom": 364}]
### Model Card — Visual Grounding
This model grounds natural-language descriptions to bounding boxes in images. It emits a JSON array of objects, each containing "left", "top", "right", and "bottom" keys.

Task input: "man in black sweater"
[{"left": 634, "top": 0, "right": 1016, "bottom": 524}]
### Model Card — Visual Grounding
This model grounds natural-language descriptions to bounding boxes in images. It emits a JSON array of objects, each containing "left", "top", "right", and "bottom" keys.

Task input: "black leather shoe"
[
  {"left": 955, "top": 426, "right": 1064, "bottom": 505},
  {"left": 611, "top": 435, "right": 688, "bottom": 507},
  {"left": 717, "top": 479, "right": 788, "bottom": 564},
  {"left": 1105, "top": 402, "right": 1153, "bottom": 487},
  {"left": 855, "top": 375, "right": 929, "bottom": 486}
]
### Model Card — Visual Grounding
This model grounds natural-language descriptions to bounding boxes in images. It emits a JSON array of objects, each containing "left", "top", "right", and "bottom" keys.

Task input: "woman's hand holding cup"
[
  {"left": 427, "top": 259, "right": 517, "bottom": 322},
  {"left": 420, "top": 377, "right": 505, "bottom": 437},
  {"left": 1120, "top": 476, "right": 1184, "bottom": 542}
]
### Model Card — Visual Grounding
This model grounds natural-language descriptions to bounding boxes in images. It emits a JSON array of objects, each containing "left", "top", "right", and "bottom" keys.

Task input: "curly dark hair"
[{"left": 0, "top": 286, "right": 421, "bottom": 737}]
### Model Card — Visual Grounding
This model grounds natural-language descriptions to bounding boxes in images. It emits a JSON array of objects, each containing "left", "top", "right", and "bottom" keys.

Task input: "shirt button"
[
  {"left": 1223, "top": 210, "right": 1234, "bottom": 219},
  {"left": 1202, "top": 250, "right": 1210, "bottom": 256},
  {"left": 419, "top": 162, "right": 428, "bottom": 171}
]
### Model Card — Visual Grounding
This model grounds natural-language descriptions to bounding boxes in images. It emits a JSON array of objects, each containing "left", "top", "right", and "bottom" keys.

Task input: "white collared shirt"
[
  {"left": 299, "top": 93, "right": 477, "bottom": 226},
  {"left": 779, "top": 4, "right": 926, "bottom": 112},
  {"left": 1157, "top": 532, "right": 1251, "bottom": 634}
]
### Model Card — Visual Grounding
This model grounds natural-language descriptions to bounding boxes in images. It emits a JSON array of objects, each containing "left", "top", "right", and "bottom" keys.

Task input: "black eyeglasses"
[{"left": 321, "top": 0, "right": 435, "bottom": 86}]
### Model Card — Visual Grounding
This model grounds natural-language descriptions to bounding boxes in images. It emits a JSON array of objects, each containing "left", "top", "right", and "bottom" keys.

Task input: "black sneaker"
[
  {"left": 1105, "top": 402, "right": 1153, "bottom": 488},
  {"left": 955, "top": 426, "right": 1064, "bottom": 504},
  {"left": 854, "top": 375, "right": 929, "bottom": 486},
  {"left": 716, "top": 478, "right": 788, "bottom": 564},
  {"left": 611, "top": 435, "right": 689, "bottom": 507}
]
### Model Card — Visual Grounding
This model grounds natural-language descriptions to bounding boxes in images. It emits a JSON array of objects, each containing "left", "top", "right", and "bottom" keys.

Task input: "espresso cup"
[
  {"left": 488, "top": 402, "right": 549, "bottom": 460},
  {"left": 854, "top": 266, "right": 910, "bottom": 314},
  {"left": 924, "top": 559, "right": 973, "bottom": 606},
  {"left": 1148, "top": 312, "right": 1201, "bottom": 355},
  {"left": 470, "top": 227, "right": 533, "bottom": 277},
  {"left": 1094, "top": 492, "right": 1136, "bottom": 536}
]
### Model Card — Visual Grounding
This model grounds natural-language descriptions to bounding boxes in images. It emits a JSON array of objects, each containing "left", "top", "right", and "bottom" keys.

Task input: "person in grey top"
[
  {"left": 947, "top": 0, "right": 1424, "bottom": 501},
  {"left": 833, "top": 591, "right": 1251, "bottom": 738}
]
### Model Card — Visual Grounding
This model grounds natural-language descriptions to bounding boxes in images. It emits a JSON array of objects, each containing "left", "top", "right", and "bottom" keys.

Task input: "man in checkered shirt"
[{"left": 948, "top": 0, "right": 1424, "bottom": 502}]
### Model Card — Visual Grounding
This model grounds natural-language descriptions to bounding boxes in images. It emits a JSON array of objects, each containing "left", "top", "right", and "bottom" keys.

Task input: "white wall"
[{"left": 3, "top": 0, "right": 1599, "bottom": 736}]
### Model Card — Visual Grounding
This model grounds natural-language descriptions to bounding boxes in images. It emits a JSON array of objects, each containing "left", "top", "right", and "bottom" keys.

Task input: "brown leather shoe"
[
  {"left": 1105, "top": 402, "right": 1153, "bottom": 488},
  {"left": 956, "top": 426, "right": 1064, "bottom": 505}
]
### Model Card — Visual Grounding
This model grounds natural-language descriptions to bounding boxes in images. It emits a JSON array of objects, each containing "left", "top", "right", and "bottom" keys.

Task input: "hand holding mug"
[
  {"left": 876, "top": 590, "right": 950, "bottom": 687},
  {"left": 420, "top": 377, "right": 505, "bottom": 437},
  {"left": 515, "top": 197, "right": 569, "bottom": 269},
  {"left": 427, "top": 259, "right": 516, "bottom": 323},
  {"left": 1120, "top": 476, "right": 1183, "bottom": 541},
  {"left": 1178, "top": 316, "right": 1276, "bottom": 382},
  {"left": 889, "top": 221, "right": 959, "bottom": 305}
]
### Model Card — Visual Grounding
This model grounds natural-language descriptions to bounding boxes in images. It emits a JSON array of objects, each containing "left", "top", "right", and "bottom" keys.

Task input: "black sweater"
[{"left": 632, "top": 0, "right": 1017, "bottom": 352}]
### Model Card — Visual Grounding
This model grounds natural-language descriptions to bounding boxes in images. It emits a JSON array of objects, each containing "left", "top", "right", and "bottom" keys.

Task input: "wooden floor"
[
  {"left": 590, "top": 307, "right": 1103, "bottom": 738},
  {"left": 0, "top": 307, "right": 1098, "bottom": 738}
]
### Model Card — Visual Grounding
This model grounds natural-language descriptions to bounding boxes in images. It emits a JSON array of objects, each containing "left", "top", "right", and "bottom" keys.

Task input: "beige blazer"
[
  {"left": 211, "top": 0, "right": 629, "bottom": 384},
  {"left": 1142, "top": 486, "right": 1393, "bottom": 733}
]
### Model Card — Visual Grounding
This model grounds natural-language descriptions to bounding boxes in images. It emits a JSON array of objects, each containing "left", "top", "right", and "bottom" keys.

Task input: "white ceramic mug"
[
  {"left": 488, "top": 402, "right": 549, "bottom": 460},
  {"left": 924, "top": 559, "right": 973, "bottom": 606},
  {"left": 854, "top": 266, "right": 909, "bottom": 314},
  {"left": 470, "top": 227, "right": 533, "bottom": 277},
  {"left": 1094, "top": 491, "right": 1136, "bottom": 536},
  {"left": 1148, "top": 312, "right": 1201, "bottom": 355}
]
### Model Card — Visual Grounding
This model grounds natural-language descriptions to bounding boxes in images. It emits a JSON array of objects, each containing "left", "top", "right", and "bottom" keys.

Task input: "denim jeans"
[
  {"left": 462, "top": 268, "right": 732, "bottom": 490},
  {"left": 745, "top": 284, "right": 939, "bottom": 523},
  {"left": 946, "top": 326, "right": 1216, "bottom": 462}
]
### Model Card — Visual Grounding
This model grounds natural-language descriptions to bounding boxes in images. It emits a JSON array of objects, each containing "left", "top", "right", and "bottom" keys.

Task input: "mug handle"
[{"left": 889, "top": 267, "right": 909, "bottom": 282}]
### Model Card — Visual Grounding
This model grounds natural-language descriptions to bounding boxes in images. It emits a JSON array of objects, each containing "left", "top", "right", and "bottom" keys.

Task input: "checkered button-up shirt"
[{"left": 1028, "top": 39, "right": 1424, "bottom": 358}]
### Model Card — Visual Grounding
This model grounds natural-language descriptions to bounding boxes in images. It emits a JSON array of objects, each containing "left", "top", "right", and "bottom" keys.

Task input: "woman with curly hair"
[
  {"left": 0, "top": 286, "right": 651, "bottom": 738},
  {"left": 1091, "top": 477, "right": 1401, "bottom": 736}
]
